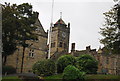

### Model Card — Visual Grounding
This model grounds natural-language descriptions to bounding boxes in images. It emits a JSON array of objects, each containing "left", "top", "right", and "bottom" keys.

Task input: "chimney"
[
  {"left": 68, "top": 23, "right": 70, "bottom": 28},
  {"left": 71, "top": 43, "right": 75, "bottom": 52},
  {"left": 86, "top": 46, "right": 91, "bottom": 52}
]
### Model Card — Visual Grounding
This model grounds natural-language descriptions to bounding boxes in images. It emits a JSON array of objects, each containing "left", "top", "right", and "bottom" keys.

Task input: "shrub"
[
  {"left": 63, "top": 65, "right": 85, "bottom": 80},
  {"left": 56, "top": 55, "right": 76, "bottom": 73},
  {"left": 76, "top": 54, "right": 98, "bottom": 74},
  {"left": 32, "top": 59, "right": 55, "bottom": 76},
  {"left": 2, "top": 66, "right": 16, "bottom": 75}
]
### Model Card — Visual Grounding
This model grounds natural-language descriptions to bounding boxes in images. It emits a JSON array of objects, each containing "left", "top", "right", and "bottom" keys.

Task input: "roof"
[
  {"left": 54, "top": 18, "right": 67, "bottom": 25},
  {"left": 34, "top": 18, "right": 47, "bottom": 37}
]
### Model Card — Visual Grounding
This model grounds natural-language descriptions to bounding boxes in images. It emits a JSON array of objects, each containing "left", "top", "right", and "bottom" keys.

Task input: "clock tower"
[{"left": 50, "top": 18, "right": 70, "bottom": 57}]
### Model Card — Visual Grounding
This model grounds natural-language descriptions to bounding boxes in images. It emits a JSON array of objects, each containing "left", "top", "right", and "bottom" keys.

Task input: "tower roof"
[{"left": 54, "top": 18, "right": 67, "bottom": 25}]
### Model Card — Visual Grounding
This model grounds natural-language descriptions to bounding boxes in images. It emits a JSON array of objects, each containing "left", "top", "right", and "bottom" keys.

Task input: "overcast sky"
[{"left": 0, "top": 0, "right": 116, "bottom": 51}]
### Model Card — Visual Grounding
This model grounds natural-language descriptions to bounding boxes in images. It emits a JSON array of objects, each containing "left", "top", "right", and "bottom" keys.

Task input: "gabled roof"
[
  {"left": 54, "top": 18, "right": 67, "bottom": 25},
  {"left": 34, "top": 18, "right": 47, "bottom": 37}
]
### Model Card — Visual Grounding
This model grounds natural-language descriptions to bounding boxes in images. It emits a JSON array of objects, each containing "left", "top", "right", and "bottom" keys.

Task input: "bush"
[
  {"left": 63, "top": 65, "right": 85, "bottom": 80},
  {"left": 32, "top": 59, "right": 55, "bottom": 76},
  {"left": 2, "top": 66, "right": 16, "bottom": 75},
  {"left": 56, "top": 55, "right": 76, "bottom": 73},
  {"left": 76, "top": 54, "right": 98, "bottom": 74}
]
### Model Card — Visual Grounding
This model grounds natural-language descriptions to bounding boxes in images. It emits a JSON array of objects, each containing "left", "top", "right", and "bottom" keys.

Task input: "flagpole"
[{"left": 48, "top": 0, "right": 54, "bottom": 59}]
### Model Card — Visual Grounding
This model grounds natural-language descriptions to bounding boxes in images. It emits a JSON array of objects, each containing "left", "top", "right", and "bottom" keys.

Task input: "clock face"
[{"left": 62, "top": 32, "right": 66, "bottom": 38}]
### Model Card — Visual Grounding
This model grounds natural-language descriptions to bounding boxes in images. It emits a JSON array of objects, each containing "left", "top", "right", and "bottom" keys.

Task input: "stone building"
[
  {"left": 5, "top": 18, "right": 48, "bottom": 73},
  {"left": 50, "top": 18, "right": 70, "bottom": 60},
  {"left": 4, "top": 14, "right": 120, "bottom": 75},
  {"left": 96, "top": 51, "right": 120, "bottom": 75},
  {"left": 70, "top": 43, "right": 120, "bottom": 75},
  {"left": 5, "top": 17, "right": 70, "bottom": 73}
]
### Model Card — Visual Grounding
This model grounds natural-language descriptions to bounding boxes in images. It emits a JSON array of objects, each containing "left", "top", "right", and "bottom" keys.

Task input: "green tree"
[
  {"left": 56, "top": 55, "right": 76, "bottom": 73},
  {"left": 2, "top": 3, "right": 18, "bottom": 65},
  {"left": 32, "top": 59, "right": 56, "bottom": 76},
  {"left": 63, "top": 65, "right": 85, "bottom": 81},
  {"left": 100, "top": 4, "right": 120, "bottom": 54},
  {"left": 76, "top": 54, "right": 98, "bottom": 74},
  {"left": 2, "top": 3, "right": 38, "bottom": 72},
  {"left": 16, "top": 3, "right": 38, "bottom": 73}
]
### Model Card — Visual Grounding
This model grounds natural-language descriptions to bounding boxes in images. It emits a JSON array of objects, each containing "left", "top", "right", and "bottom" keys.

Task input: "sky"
[{"left": 0, "top": 0, "right": 116, "bottom": 51}]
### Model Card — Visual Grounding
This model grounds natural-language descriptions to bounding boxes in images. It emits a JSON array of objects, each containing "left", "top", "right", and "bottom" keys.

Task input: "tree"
[
  {"left": 63, "top": 65, "right": 85, "bottom": 80},
  {"left": 16, "top": 3, "right": 38, "bottom": 73},
  {"left": 32, "top": 59, "right": 55, "bottom": 76},
  {"left": 56, "top": 55, "right": 76, "bottom": 73},
  {"left": 76, "top": 54, "right": 98, "bottom": 74},
  {"left": 2, "top": 3, "right": 18, "bottom": 65},
  {"left": 100, "top": 4, "right": 120, "bottom": 54},
  {"left": 2, "top": 3, "right": 38, "bottom": 72}
]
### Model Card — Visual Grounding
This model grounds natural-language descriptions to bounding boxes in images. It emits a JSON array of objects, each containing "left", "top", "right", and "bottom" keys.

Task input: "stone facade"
[
  {"left": 5, "top": 17, "right": 70, "bottom": 73},
  {"left": 6, "top": 18, "right": 48, "bottom": 73},
  {"left": 96, "top": 54, "right": 120, "bottom": 75},
  {"left": 4, "top": 16, "right": 120, "bottom": 75},
  {"left": 50, "top": 18, "right": 70, "bottom": 59},
  {"left": 70, "top": 43, "right": 120, "bottom": 75}
]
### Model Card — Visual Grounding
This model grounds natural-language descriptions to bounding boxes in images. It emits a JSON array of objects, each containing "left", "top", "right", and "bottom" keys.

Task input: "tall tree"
[
  {"left": 2, "top": 3, "right": 38, "bottom": 69},
  {"left": 2, "top": 3, "right": 18, "bottom": 65},
  {"left": 100, "top": 4, "right": 120, "bottom": 54},
  {"left": 16, "top": 3, "right": 38, "bottom": 73}
]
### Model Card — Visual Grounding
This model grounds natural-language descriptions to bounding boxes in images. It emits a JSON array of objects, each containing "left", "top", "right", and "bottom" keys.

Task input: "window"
[
  {"left": 32, "top": 50, "right": 34, "bottom": 52},
  {"left": 59, "top": 42, "right": 62, "bottom": 47},
  {"left": 64, "top": 43, "right": 67, "bottom": 49},
  {"left": 51, "top": 42, "right": 55, "bottom": 48},
  {"left": 29, "top": 49, "right": 34, "bottom": 57},
  {"left": 106, "top": 57, "right": 109, "bottom": 64}
]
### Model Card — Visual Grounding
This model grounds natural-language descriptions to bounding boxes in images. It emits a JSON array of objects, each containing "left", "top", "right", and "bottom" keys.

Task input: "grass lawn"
[
  {"left": 44, "top": 74, "right": 63, "bottom": 79},
  {"left": 2, "top": 74, "right": 120, "bottom": 81},
  {"left": 2, "top": 76, "right": 23, "bottom": 81},
  {"left": 85, "top": 74, "right": 120, "bottom": 79},
  {"left": 44, "top": 74, "right": 120, "bottom": 80}
]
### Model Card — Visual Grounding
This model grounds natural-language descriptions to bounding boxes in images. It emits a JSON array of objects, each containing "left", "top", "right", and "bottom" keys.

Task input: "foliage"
[
  {"left": 56, "top": 55, "right": 76, "bottom": 73},
  {"left": 100, "top": 4, "right": 120, "bottom": 54},
  {"left": 62, "top": 65, "right": 85, "bottom": 80},
  {"left": 76, "top": 54, "right": 98, "bottom": 74},
  {"left": 2, "top": 66, "right": 16, "bottom": 75},
  {"left": 2, "top": 2, "right": 38, "bottom": 72},
  {"left": 2, "top": 3, "right": 19, "bottom": 65},
  {"left": 32, "top": 59, "right": 56, "bottom": 76}
]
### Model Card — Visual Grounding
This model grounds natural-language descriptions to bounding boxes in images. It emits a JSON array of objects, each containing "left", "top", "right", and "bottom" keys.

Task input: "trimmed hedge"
[
  {"left": 2, "top": 66, "right": 16, "bottom": 75},
  {"left": 56, "top": 55, "right": 76, "bottom": 73},
  {"left": 32, "top": 59, "right": 55, "bottom": 76},
  {"left": 63, "top": 65, "right": 85, "bottom": 80}
]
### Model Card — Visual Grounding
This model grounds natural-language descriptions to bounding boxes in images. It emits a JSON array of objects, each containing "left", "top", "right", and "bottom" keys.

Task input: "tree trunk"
[
  {"left": 3, "top": 56, "right": 7, "bottom": 66},
  {"left": 20, "top": 46, "right": 26, "bottom": 73}
]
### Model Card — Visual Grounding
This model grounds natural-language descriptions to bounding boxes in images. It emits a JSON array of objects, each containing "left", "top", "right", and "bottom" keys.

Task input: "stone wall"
[
  {"left": 70, "top": 45, "right": 120, "bottom": 75},
  {"left": 5, "top": 18, "right": 48, "bottom": 73}
]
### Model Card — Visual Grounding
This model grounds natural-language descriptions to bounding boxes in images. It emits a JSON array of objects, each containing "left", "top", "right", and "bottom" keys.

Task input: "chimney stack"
[
  {"left": 86, "top": 46, "right": 91, "bottom": 52},
  {"left": 71, "top": 43, "right": 75, "bottom": 52}
]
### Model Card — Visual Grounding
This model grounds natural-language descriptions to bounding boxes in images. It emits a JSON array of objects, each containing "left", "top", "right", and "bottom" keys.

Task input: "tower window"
[
  {"left": 59, "top": 42, "right": 62, "bottom": 47},
  {"left": 64, "top": 43, "right": 67, "bottom": 49},
  {"left": 51, "top": 42, "right": 55, "bottom": 48}
]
